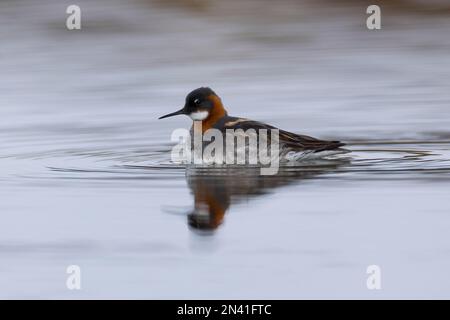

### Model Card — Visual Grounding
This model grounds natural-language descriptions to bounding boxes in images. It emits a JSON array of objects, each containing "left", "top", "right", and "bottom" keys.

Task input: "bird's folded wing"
[{"left": 221, "top": 118, "right": 345, "bottom": 152}]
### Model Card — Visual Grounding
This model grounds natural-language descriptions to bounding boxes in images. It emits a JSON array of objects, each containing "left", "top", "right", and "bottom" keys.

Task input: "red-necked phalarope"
[{"left": 159, "top": 87, "right": 349, "bottom": 161}]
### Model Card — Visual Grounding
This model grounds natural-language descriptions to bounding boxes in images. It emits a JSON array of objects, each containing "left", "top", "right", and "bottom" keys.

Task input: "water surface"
[{"left": 1, "top": 0, "right": 450, "bottom": 299}]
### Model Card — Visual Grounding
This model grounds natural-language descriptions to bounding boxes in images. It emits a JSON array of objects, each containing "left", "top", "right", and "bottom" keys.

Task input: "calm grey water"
[{"left": 1, "top": 0, "right": 450, "bottom": 299}]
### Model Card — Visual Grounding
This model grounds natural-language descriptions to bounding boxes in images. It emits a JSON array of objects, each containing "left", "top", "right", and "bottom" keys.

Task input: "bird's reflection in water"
[{"left": 185, "top": 160, "right": 348, "bottom": 233}]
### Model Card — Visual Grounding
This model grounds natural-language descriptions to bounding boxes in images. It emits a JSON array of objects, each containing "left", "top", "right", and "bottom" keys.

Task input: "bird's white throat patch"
[{"left": 189, "top": 111, "right": 209, "bottom": 121}]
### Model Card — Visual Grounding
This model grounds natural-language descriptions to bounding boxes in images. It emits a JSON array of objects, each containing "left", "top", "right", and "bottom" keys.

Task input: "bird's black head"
[{"left": 159, "top": 87, "right": 221, "bottom": 121}]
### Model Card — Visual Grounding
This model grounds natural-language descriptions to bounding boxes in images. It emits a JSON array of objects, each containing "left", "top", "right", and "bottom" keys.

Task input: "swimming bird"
[{"left": 159, "top": 87, "right": 349, "bottom": 162}]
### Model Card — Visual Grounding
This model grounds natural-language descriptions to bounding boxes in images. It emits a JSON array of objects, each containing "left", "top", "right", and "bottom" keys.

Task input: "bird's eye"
[{"left": 194, "top": 99, "right": 201, "bottom": 105}]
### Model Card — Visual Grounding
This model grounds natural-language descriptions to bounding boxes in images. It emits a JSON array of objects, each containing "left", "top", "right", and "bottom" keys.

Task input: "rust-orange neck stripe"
[{"left": 201, "top": 94, "right": 227, "bottom": 133}]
